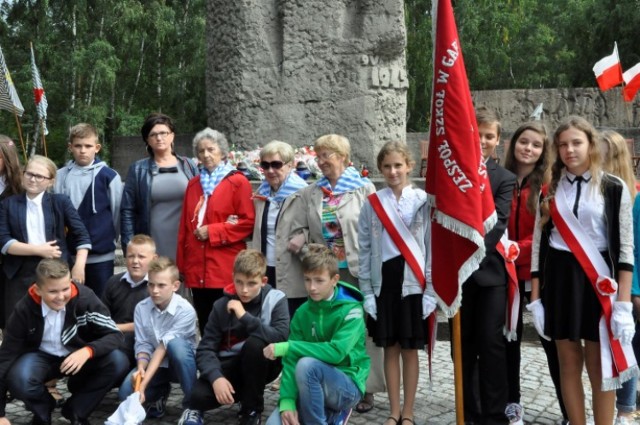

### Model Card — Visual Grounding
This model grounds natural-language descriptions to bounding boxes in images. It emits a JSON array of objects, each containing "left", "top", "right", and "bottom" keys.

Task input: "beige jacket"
[
  {"left": 289, "top": 182, "right": 376, "bottom": 278},
  {"left": 250, "top": 192, "right": 308, "bottom": 298}
]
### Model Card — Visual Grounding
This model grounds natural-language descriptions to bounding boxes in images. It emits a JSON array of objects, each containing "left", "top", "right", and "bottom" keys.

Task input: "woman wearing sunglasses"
[
  {"left": 177, "top": 128, "right": 255, "bottom": 334},
  {"left": 250, "top": 141, "right": 308, "bottom": 315}
]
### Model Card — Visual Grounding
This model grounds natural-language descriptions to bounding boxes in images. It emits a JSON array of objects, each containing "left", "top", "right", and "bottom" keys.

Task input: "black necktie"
[{"left": 572, "top": 175, "right": 583, "bottom": 218}]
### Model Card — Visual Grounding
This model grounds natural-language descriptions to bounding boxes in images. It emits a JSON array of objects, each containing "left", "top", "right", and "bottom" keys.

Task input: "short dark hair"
[
  {"left": 141, "top": 113, "right": 176, "bottom": 156},
  {"left": 301, "top": 243, "right": 339, "bottom": 277},
  {"left": 35, "top": 259, "right": 70, "bottom": 287}
]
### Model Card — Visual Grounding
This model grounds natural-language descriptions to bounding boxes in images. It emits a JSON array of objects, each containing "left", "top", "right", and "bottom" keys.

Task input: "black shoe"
[
  {"left": 31, "top": 416, "right": 51, "bottom": 425},
  {"left": 239, "top": 410, "right": 262, "bottom": 425},
  {"left": 61, "top": 405, "right": 91, "bottom": 425}
]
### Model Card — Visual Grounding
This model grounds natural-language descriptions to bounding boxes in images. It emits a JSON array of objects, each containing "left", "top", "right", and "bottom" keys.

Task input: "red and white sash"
[
  {"left": 497, "top": 234, "right": 520, "bottom": 341},
  {"left": 551, "top": 182, "right": 638, "bottom": 390},
  {"left": 368, "top": 191, "right": 437, "bottom": 379}
]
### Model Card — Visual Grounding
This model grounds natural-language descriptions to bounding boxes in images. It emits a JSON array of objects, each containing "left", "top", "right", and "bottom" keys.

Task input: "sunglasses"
[{"left": 260, "top": 160, "right": 285, "bottom": 170}]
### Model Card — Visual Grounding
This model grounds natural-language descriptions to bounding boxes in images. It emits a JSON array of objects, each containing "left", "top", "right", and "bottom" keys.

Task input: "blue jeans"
[
  {"left": 118, "top": 337, "right": 196, "bottom": 408},
  {"left": 8, "top": 349, "right": 128, "bottom": 422},
  {"left": 616, "top": 320, "right": 640, "bottom": 413},
  {"left": 265, "top": 357, "right": 361, "bottom": 425}
]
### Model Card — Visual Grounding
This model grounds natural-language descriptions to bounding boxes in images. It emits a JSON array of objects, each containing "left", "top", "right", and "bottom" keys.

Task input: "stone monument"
[{"left": 205, "top": 0, "right": 408, "bottom": 170}]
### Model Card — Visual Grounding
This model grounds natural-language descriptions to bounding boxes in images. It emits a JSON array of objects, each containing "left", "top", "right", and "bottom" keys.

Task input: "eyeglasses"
[
  {"left": 24, "top": 171, "right": 52, "bottom": 182},
  {"left": 148, "top": 131, "right": 172, "bottom": 139},
  {"left": 260, "top": 160, "right": 285, "bottom": 170},
  {"left": 314, "top": 152, "right": 337, "bottom": 163}
]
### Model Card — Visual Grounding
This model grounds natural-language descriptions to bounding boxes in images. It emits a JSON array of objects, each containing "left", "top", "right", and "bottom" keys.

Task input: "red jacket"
[
  {"left": 508, "top": 177, "right": 536, "bottom": 281},
  {"left": 177, "top": 171, "right": 255, "bottom": 289}
]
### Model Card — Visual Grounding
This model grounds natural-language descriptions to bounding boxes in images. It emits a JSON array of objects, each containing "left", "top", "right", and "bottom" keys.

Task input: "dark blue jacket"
[
  {"left": 0, "top": 192, "right": 92, "bottom": 279},
  {"left": 120, "top": 155, "right": 197, "bottom": 253}
]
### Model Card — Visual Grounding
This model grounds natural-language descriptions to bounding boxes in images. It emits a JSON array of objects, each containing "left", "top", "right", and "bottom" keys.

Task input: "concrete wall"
[{"left": 204, "top": 0, "right": 408, "bottom": 172}]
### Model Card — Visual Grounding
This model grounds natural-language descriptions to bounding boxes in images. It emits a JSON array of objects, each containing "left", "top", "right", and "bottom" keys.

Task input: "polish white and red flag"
[
  {"left": 425, "top": 0, "right": 496, "bottom": 316},
  {"left": 623, "top": 62, "right": 640, "bottom": 102},
  {"left": 593, "top": 43, "right": 624, "bottom": 92}
]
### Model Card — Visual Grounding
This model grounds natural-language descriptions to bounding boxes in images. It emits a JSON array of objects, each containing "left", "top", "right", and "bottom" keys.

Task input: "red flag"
[
  {"left": 425, "top": 0, "right": 496, "bottom": 316},
  {"left": 593, "top": 43, "right": 623, "bottom": 92},
  {"left": 623, "top": 62, "right": 640, "bottom": 102}
]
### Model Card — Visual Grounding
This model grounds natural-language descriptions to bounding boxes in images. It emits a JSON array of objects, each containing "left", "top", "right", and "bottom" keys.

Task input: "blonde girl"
[
  {"left": 358, "top": 141, "right": 434, "bottom": 425},
  {"left": 0, "top": 155, "right": 91, "bottom": 323}
]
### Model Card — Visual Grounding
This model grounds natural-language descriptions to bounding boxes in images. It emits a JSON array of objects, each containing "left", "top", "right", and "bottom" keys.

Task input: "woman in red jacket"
[
  {"left": 177, "top": 128, "right": 255, "bottom": 334},
  {"left": 502, "top": 121, "right": 558, "bottom": 424}
]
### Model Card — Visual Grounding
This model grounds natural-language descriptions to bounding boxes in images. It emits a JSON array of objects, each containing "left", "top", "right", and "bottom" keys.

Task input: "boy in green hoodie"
[{"left": 263, "top": 244, "right": 370, "bottom": 425}]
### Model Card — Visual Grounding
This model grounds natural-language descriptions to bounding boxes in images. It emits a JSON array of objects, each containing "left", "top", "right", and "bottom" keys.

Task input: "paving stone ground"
[{"left": 3, "top": 336, "right": 609, "bottom": 425}]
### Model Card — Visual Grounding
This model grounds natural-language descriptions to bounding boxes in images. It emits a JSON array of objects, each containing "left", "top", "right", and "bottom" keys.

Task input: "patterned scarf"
[
  {"left": 315, "top": 166, "right": 371, "bottom": 196},
  {"left": 200, "top": 161, "right": 235, "bottom": 196},
  {"left": 255, "top": 171, "right": 308, "bottom": 204}
]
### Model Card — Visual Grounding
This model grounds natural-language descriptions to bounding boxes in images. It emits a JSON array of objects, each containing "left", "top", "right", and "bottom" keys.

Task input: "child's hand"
[
  {"left": 227, "top": 299, "right": 245, "bottom": 319},
  {"left": 71, "top": 263, "right": 85, "bottom": 285},
  {"left": 226, "top": 215, "right": 238, "bottom": 225},
  {"left": 0, "top": 416, "right": 12, "bottom": 425},
  {"left": 60, "top": 347, "right": 91, "bottom": 375},
  {"left": 212, "top": 377, "right": 235, "bottom": 405},
  {"left": 263, "top": 343, "right": 276, "bottom": 360},
  {"left": 281, "top": 410, "right": 300, "bottom": 425},
  {"left": 39, "top": 241, "right": 61, "bottom": 259}
]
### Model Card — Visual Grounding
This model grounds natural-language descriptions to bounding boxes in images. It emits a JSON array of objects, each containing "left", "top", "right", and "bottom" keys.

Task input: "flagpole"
[
  {"left": 452, "top": 313, "right": 464, "bottom": 425},
  {"left": 40, "top": 120, "right": 47, "bottom": 158},
  {"left": 12, "top": 110, "right": 27, "bottom": 163}
]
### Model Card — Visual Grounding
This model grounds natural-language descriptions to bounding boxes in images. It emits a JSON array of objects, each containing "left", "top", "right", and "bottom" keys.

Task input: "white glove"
[
  {"left": 364, "top": 294, "right": 377, "bottom": 320},
  {"left": 612, "top": 301, "right": 635, "bottom": 346},
  {"left": 422, "top": 291, "right": 437, "bottom": 319},
  {"left": 525, "top": 299, "right": 551, "bottom": 341}
]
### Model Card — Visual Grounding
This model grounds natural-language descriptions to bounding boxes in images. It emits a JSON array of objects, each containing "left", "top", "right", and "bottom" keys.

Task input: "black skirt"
[
  {"left": 367, "top": 256, "right": 428, "bottom": 349},
  {"left": 541, "top": 248, "right": 607, "bottom": 342}
]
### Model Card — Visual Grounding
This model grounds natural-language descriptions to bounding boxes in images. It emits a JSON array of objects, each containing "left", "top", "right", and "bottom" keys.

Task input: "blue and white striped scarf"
[
  {"left": 256, "top": 171, "right": 308, "bottom": 204},
  {"left": 200, "top": 161, "right": 235, "bottom": 196},
  {"left": 315, "top": 166, "right": 371, "bottom": 196}
]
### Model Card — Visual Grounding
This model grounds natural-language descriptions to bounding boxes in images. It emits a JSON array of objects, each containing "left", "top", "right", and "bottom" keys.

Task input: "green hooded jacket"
[{"left": 274, "top": 281, "right": 370, "bottom": 412}]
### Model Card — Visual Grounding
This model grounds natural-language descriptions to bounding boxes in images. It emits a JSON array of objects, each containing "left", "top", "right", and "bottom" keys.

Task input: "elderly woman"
[
  {"left": 177, "top": 128, "right": 255, "bottom": 333},
  {"left": 120, "top": 113, "right": 198, "bottom": 258},
  {"left": 250, "top": 140, "right": 308, "bottom": 315},
  {"left": 288, "top": 133, "right": 385, "bottom": 414}
]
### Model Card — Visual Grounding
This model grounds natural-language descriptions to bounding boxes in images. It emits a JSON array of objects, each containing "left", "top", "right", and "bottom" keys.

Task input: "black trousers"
[
  {"left": 459, "top": 281, "right": 508, "bottom": 425},
  {"left": 7, "top": 349, "right": 129, "bottom": 422},
  {"left": 190, "top": 336, "right": 282, "bottom": 413}
]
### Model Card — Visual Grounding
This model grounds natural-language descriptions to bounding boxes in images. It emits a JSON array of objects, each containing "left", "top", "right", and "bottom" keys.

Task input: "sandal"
[
  {"left": 401, "top": 418, "right": 415, "bottom": 425},
  {"left": 384, "top": 416, "right": 401, "bottom": 425},
  {"left": 355, "top": 392, "right": 374, "bottom": 413}
]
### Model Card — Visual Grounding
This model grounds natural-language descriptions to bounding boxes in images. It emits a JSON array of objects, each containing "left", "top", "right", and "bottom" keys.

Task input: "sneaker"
[
  {"left": 178, "top": 409, "right": 204, "bottom": 425},
  {"left": 505, "top": 403, "right": 524, "bottom": 425},
  {"left": 239, "top": 410, "right": 261, "bottom": 425},
  {"left": 333, "top": 408, "right": 352, "bottom": 425},
  {"left": 145, "top": 395, "right": 167, "bottom": 419}
]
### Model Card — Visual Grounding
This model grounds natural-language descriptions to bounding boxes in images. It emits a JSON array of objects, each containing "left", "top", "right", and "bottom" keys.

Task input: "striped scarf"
[
  {"left": 256, "top": 171, "right": 307, "bottom": 204},
  {"left": 200, "top": 161, "right": 235, "bottom": 196},
  {"left": 315, "top": 166, "right": 371, "bottom": 196}
]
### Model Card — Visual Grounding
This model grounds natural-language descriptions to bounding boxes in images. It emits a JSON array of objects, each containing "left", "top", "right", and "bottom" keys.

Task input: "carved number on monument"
[{"left": 361, "top": 54, "right": 409, "bottom": 90}]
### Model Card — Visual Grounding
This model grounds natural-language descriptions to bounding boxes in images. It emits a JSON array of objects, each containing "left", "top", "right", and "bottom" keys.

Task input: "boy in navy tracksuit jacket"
[
  {"left": 55, "top": 123, "right": 123, "bottom": 298},
  {"left": 0, "top": 259, "right": 127, "bottom": 425}
]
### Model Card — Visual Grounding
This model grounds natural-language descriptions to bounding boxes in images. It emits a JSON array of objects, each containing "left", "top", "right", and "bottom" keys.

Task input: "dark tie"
[{"left": 572, "top": 175, "right": 583, "bottom": 218}]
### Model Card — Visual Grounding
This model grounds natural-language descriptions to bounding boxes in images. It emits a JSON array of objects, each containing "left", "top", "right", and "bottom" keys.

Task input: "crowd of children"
[{"left": 0, "top": 110, "right": 638, "bottom": 425}]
